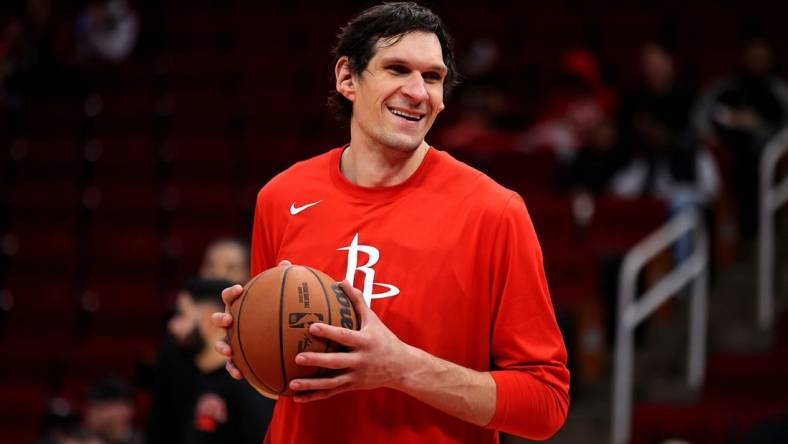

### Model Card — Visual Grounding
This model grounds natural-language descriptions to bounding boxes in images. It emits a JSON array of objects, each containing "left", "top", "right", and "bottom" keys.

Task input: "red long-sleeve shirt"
[{"left": 251, "top": 147, "right": 569, "bottom": 443}]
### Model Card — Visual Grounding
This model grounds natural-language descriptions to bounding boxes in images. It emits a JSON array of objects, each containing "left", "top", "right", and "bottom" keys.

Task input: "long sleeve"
[{"left": 485, "top": 194, "right": 570, "bottom": 439}]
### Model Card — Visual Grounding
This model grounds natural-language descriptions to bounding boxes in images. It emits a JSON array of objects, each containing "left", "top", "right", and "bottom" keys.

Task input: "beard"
[{"left": 174, "top": 325, "right": 206, "bottom": 359}]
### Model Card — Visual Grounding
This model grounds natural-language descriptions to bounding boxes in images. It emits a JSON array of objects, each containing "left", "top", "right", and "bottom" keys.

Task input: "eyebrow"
[{"left": 379, "top": 57, "right": 448, "bottom": 74}]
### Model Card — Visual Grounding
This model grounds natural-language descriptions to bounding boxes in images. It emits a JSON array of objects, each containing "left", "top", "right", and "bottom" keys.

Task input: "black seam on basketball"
[
  {"left": 236, "top": 271, "right": 280, "bottom": 395},
  {"left": 305, "top": 266, "right": 333, "bottom": 378},
  {"left": 278, "top": 265, "right": 292, "bottom": 394}
]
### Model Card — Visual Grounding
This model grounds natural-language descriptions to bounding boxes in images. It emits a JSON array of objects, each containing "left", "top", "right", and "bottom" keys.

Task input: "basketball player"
[{"left": 212, "top": 3, "right": 570, "bottom": 442}]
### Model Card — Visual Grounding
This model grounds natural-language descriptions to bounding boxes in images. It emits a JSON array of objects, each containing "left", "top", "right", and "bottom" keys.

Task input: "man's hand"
[
  {"left": 288, "top": 280, "right": 497, "bottom": 427},
  {"left": 211, "top": 260, "right": 292, "bottom": 380},
  {"left": 288, "top": 280, "right": 413, "bottom": 402}
]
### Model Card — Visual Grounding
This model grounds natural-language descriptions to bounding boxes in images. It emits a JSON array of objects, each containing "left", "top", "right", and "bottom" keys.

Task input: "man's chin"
[{"left": 380, "top": 133, "right": 425, "bottom": 153}]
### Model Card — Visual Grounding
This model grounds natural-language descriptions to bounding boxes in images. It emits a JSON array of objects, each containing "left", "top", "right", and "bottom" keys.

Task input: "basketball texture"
[{"left": 228, "top": 264, "right": 360, "bottom": 398}]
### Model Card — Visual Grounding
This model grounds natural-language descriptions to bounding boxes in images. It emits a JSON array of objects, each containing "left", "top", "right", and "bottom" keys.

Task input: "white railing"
[
  {"left": 758, "top": 127, "right": 788, "bottom": 330},
  {"left": 611, "top": 208, "right": 709, "bottom": 444}
]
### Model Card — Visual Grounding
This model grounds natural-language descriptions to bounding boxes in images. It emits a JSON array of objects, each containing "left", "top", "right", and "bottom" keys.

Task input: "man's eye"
[
  {"left": 388, "top": 65, "right": 408, "bottom": 74},
  {"left": 424, "top": 73, "right": 442, "bottom": 82}
]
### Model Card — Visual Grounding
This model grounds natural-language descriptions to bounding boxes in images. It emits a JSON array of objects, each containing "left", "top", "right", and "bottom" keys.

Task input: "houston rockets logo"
[{"left": 337, "top": 233, "right": 400, "bottom": 307}]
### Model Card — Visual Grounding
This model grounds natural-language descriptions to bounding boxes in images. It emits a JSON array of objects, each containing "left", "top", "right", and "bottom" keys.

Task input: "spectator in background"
[
  {"left": 557, "top": 117, "right": 626, "bottom": 195},
  {"left": 623, "top": 42, "right": 695, "bottom": 147},
  {"left": 521, "top": 47, "right": 618, "bottom": 161},
  {"left": 199, "top": 238, "right": 250, "bottom": 285},
  {"left": 613, "top": 42, "right": 720, "bottom": 214},
  {"left": 73, "top": 0, "right": 138, "bottom": 64},
  {"left": 147, "top": 278, "right": 273, "bottom": 444},
  {"left": 692, "top": 37, "right": 788, "bottom": 239},
  {"left": 83, "top": 377, "right": 143, "bottom": 444}
]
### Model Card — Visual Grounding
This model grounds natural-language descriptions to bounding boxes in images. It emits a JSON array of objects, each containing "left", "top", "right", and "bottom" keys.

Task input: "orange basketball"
[{"left": 228, "top": 264, "right": 360, "bottom": 398}]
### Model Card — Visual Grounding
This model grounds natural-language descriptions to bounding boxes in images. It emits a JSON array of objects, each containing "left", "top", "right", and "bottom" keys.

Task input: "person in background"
[
  {"left": 147, "top": 278, "right": 273, "bottom": 444},
  {"left": 83, "top": 377, "right": 143, "bottom": 444},
  {"left": 198, "top": 238, "right": 250, "bottom": 285},
  {"left": 691, "top": 37, "right": 788, "bottom": 239},
  {"left": 521, "top": 47, "right": 618, "bottom": 161},
  {"left": 613, "top": 42, "right": 720, "bottom": 224},
  {"left": 73, "top": 0, "right": 138, "bottom": 64}
]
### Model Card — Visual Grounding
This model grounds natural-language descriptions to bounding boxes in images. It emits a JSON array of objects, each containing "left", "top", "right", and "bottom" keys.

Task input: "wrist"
[{"left": 390, "top": 342, "right": 429, "bottom": 393}]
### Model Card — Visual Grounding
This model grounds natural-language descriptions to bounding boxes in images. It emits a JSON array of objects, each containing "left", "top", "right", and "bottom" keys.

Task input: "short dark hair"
[
  {"left": 183, "top": 277, "right": 232, "bottom": 306},
  {"left": 87, "top": 376, "right": 134, "bottom": 404},
  {"left": 328, "top": 2, "right": 459, "bottom": 123},
  {"left": 206, "top": 236, "right": 250, "bottom": 268}
]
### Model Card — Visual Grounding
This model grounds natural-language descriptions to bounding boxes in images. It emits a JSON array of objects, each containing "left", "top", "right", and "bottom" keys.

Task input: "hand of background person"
[
  {"left": 287, "top": 280, "right": 413, "bottom": 402},
  {"left": 211, "top": 260, "right": 292, "bottom": 380}
]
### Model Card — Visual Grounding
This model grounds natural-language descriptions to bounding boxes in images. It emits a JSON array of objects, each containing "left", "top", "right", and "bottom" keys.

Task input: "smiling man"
[{"left": 212, "top": 3, "right": 569, "bottom": 443}]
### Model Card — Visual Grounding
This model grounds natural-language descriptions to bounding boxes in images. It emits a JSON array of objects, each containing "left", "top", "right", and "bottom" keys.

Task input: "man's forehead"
[{"left": 372, "top": 31, "right": 446, "bottom": 69}]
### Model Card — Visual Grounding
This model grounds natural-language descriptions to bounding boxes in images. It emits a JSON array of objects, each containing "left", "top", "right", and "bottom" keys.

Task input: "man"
[
  {"left": 199, "top": 237, "right": 250, "bottom": 285},
  {"left": 147, "top": 278, "right": 273, "bottom": 443},
  {"left": 83, "top": 377, "right": 142, "bottom": 444},
  {"left": 692, "top": 37, "right": 788, "bottom": 239},
  {"left": 212, "top": 3, "right": 569, "bottom": 443}
]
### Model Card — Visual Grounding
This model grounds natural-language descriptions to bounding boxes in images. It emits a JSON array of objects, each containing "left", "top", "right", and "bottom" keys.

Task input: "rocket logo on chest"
[{"left": 338, "top": 233, "right": 400, "bottom": 307}]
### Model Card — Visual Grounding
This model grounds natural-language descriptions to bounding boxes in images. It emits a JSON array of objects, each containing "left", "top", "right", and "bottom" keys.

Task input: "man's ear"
[{"left": 335, "top": 56, "right": 356, "bottom": 102}]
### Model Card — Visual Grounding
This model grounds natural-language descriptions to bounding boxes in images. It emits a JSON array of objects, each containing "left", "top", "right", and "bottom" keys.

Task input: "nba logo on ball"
[{"left": 288, "top": 313, "right": 324, "bottom": 328}]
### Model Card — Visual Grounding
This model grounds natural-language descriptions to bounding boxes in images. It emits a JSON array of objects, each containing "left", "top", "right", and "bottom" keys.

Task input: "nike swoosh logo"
[{"left": 290, "top": 200, "right": 322, "bottom": 215}]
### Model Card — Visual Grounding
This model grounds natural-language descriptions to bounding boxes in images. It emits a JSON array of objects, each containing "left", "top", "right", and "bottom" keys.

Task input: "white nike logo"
[{"left": 290, "top": 200, "right": 322, "bottom": 215}]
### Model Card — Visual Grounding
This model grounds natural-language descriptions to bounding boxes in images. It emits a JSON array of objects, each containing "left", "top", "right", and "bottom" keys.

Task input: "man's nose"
[{"left": 401, "top": 73, "right": 429, "bottom": 102}]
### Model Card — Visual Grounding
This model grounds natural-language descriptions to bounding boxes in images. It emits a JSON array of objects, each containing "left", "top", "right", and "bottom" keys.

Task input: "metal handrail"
[
  {"left": 758, "top": 127, "right": 788, "bottom": 330},
  {"left": 611, "top": 208, "right": 709, "bottom": 444}
]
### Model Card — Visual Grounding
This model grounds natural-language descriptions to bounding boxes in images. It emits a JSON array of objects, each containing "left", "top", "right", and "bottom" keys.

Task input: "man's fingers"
[
  {"left": 226, "top": 360, "right": 243, "bottom": 380},
  {"left": 289, "top": 373, "right": 352, "bottom": 392},
  {"left": 215, "top": 340, "right": 232, "bottom": 357},
  {"left": 293, "top": 384, "right": 352, "bottom": 403},
  {"left": 295, "top": 351, "right": 356, "bottom": 369},
  {"left": 221, "top": 284, "right": 244, "bottom": 306},
  {"left": 308, "top": 323, "right": 364, "bottom": 348},
  {"left": 211, "top": 312, "right": 233, "bottom": 328},
  {"left": 339, "top": 280, "right": 369, "bottom": 326}
]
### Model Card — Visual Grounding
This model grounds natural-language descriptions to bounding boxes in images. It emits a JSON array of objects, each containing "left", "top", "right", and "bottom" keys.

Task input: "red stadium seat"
[
  {"left": 79, "top": 278, "right": 166, "bottom": 338},
  {"left": 2, "top": 275, "right": 78, "bottom": 335},
  {"left": 5, "top": 226, "right": 78, "bottom": 273},
  {"left": 587, "top": 196, "right": 667, "bottom": 255},
  {"left": 0, "top": 383, "right": 47, "bottom": 440}
]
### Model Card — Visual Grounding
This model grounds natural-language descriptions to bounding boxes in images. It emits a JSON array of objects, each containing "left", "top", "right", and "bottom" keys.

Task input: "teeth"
[{"left": 389, "top": 108, "right": 422, "bottom": 121}]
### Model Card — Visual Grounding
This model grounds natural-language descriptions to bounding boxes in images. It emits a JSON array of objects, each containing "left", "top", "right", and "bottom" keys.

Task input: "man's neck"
[{"left": 341, "top": 137, "right": 430, "bottom": 187}]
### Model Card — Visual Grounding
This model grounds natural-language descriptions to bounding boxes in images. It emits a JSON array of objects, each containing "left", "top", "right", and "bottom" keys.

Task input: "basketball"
[{"left": 228, "top": 264, "right": 360, "bottom": 398}]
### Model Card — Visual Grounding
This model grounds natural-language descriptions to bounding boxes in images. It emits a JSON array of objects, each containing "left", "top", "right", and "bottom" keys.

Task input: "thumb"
[{"left": 338, "top": 280, "right": 370, "bottom": 328}]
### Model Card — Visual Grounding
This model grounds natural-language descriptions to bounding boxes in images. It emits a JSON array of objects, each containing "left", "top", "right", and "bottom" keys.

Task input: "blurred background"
[{"left": 0, "top": 0, "right": 787, "bottom": 443}]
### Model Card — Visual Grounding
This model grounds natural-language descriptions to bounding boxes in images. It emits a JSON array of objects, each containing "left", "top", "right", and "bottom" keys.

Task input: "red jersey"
[{"left": 251, "top": 147, "right": 569, "bottom": 443}]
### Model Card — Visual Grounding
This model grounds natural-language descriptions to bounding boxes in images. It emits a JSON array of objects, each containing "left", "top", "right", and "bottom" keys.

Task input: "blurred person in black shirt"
[
  {"left": 146, "top": 278, "right": 273, "bottom": 444},
  {"left": 614, "top": 42, "right": 720, "bottom": 212},
  {"left": 692, "top": 37, "right": 788, "bottom": 239}
]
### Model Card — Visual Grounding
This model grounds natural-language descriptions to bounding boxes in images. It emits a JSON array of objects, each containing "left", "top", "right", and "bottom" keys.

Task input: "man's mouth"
[{"left": 388, "top": 107, "right": 425, "bottom": 122}]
